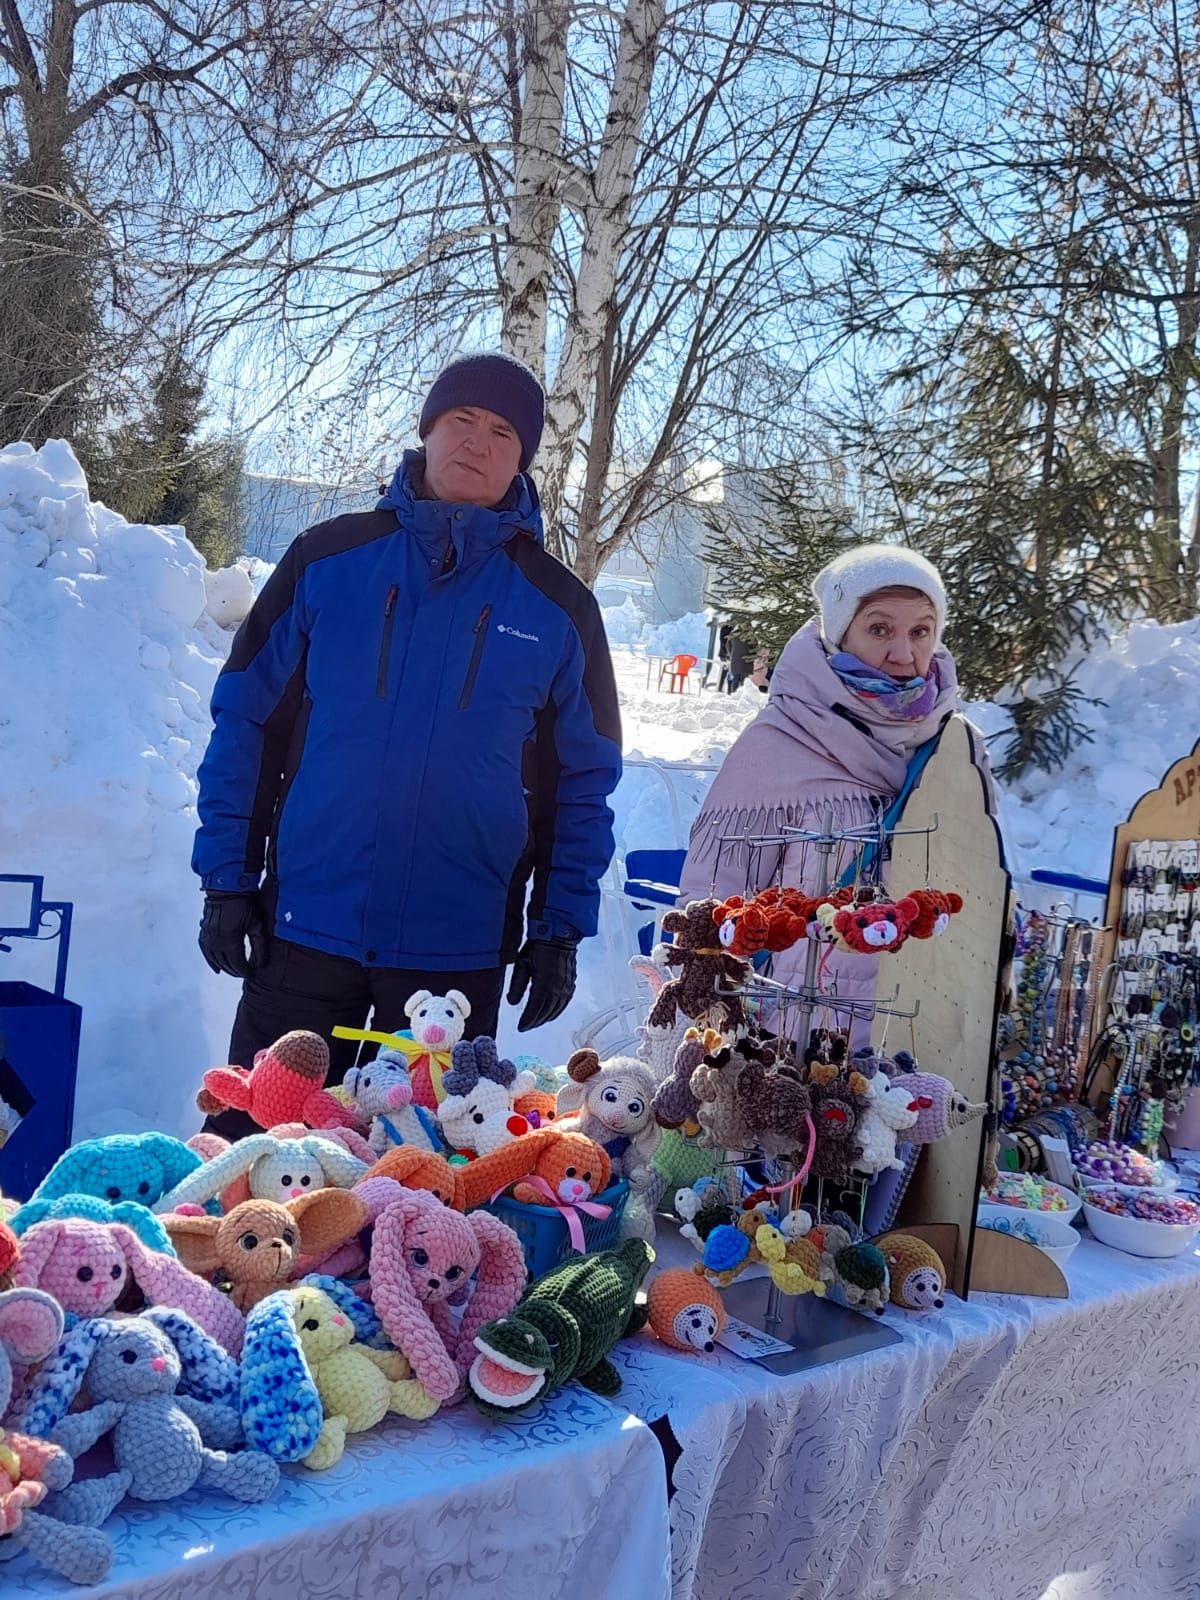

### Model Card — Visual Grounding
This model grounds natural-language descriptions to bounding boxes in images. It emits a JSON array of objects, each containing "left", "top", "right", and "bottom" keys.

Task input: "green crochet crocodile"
[{"left": 468, "top": 1239, "right": 653, "bottom": 1415}]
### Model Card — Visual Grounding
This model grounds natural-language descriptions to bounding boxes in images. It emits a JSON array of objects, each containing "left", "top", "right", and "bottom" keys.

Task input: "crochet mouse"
[
  {"left": 343, "top": 1050, "right": 440, "bottom": 1155},
  {"left": 164, "top": 1191, "right": 369, "bottom": 1315}
]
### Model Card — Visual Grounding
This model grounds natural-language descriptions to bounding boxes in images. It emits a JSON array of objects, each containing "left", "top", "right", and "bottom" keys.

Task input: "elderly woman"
[{"left": 680, "top": 545, "right": 989, "bottom": 1002}]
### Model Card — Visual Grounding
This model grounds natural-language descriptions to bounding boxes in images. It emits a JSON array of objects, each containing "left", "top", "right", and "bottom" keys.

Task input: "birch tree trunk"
[
  {"left": 500, "top": 0, "right": 570, "bottom": 381},
  {"left": 535, "top": 0, "right": 666, "bottom": 557}
]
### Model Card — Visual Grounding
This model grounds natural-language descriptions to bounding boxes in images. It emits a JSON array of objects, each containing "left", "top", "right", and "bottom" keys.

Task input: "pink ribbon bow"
[{"left": 498, "top": 1176, "right": 612, "bottom": 1253}]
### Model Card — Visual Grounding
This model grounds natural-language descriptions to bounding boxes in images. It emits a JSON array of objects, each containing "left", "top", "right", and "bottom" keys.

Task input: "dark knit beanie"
[{"left": 418, "top": 351, "right": 545, "bottom": 471}]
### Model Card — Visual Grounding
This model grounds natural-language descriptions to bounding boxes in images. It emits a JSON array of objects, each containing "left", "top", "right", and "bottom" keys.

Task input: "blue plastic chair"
[{"left": 623, "top": 848, "right": 687, "bottom": 955}]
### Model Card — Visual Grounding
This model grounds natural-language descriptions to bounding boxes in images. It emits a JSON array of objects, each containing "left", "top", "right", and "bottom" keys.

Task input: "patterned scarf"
[{"left": 828, "top": 650, "right": 941, "bottom": 722}]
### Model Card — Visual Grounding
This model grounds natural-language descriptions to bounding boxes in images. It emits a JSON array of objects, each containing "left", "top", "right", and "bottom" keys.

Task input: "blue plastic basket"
[{"left": 486, "top": 1179, "right": 629, "bottom": 1278}]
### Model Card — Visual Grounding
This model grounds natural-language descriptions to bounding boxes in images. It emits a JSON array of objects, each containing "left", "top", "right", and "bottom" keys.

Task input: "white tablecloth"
[
  {"left": 11, "top": 1383, "right": 671, "bottom": 1600},
  {"left": 612, "top": 1227, "right": 1200, "bottom": 1600}
]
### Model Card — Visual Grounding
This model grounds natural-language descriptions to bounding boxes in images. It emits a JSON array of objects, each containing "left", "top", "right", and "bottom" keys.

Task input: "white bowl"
[
  {"left": 983, "top": 1179, "right": 1082, "bottom": 1222},
  {"left": 1081, "top": 1199, "right": 1200, "bottom": 1259},
  {"left": 976, "top": 1204, "right": 1081, "bottom": 1267}
]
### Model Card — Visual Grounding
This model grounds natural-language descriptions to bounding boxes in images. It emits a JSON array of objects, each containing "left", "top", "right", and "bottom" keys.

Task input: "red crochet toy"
[
  {"left": 831, "top": 896, "right": 920, "bottom": 954},
  {"left": 714, "top": 888, "right": 807, "bottom": 957},
  {"left": 908, "top": 889, "right": 964, "bottom": 939},
  {"left": 197, "top": 1031, "right": 366, "bottom": 1133}
]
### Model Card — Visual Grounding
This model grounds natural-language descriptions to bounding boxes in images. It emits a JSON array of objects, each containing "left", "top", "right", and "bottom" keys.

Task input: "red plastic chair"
[{"left": 658, "top": 653, "right": 699, "bottom": 695}]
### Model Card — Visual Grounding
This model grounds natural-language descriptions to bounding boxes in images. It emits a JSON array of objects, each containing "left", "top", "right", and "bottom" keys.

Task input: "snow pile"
[
  {"left": 963, "top": 618, "right": 1200, "bottom": 889},
  {"left": 598, "top": 601, "right": 712, "bottom": 663},
  {"left": 0, "top": 440, "right": 244, "bottom": 1144}
]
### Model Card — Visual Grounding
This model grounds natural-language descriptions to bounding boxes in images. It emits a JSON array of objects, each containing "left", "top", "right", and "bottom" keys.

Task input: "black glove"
[
  {"left": 507, "top": 937, "right": 578, "bottom": 1032},
  {"left": 199, "top": 891, "right": 270, "bottom": 979}
]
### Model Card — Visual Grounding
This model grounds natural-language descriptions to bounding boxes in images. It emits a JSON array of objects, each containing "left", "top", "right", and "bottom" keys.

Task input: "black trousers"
[{"left": 204, "top": 937, "right": 505, "bottom": 1142}]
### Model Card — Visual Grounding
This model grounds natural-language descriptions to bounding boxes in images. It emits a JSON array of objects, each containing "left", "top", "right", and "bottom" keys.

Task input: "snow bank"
[{"left": 0, "top": 440, "right": 244, "bottom": 1142}]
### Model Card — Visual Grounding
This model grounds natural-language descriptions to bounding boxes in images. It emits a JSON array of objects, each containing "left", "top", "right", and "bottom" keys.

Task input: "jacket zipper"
[
  {"left": 376, "top": 583, "right": 399, "bottom": 699},
  {"left": 458, "top": 604, "right": 491, "bottom": 709}
]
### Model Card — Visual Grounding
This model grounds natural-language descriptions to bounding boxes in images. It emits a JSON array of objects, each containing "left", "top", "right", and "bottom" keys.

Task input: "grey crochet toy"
[{"left": 20, "top": 1311, "right": 279, "bottom": 1506}]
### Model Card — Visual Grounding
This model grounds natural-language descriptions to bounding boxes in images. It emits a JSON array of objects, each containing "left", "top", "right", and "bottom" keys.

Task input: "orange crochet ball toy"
[{"left": 646, "top": 1268, "right": 726, "bottom": 1354}]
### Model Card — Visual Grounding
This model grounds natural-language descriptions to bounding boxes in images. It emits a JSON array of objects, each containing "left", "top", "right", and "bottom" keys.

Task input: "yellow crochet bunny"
[{"left": 291, "top": 1285, "right": 439, "bottom": 1470}]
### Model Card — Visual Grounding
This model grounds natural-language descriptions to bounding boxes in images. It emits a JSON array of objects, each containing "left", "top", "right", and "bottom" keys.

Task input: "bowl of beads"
[
  {"left": 976, "top": 1204, "right": 1081, "bottom": 1267},
  {"left": 1081, "top": 1188, "right": 1200, "bottom": 1259},
  {"left": 1072, "top": 1141, "right": 1170, "bottom": 1193},
  {"left": 981, "top": 1172, "right": 1082, "bottom": 1222}
]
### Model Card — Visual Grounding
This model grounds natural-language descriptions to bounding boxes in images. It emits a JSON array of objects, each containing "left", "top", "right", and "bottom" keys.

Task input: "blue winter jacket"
[{"left": 192, "top": 452, "right": 622, "bottom": 971}]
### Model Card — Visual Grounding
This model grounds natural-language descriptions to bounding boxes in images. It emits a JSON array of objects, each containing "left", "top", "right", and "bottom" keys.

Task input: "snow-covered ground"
[{"left": 2, "top": 438, "right": 1195, "bottom": 1141}]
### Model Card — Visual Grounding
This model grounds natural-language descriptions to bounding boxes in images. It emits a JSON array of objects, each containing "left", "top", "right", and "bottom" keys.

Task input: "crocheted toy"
[
  {"left": 713, "top": 889, "right": 807, "bottom": 958},
  {"left": 0, "top": 1287, "right": 126, "bottom": 1587},
  {"left": 243, "top": 1285, "right": 439, "bottom": 1471},
  {"left": 0, "top": 1222, "right": 17, "bottom": 1291},
  {"left": 646, "top": 1269, "right": 726, "bottom": 1353},
  {"left": 197, "top": 1030, "right": 365, "bottom": 1133},
  {"left": 735, "top": 1048, "right": 814, "bottom": 1160},
  {"left": 812, "top": 1224, "right": 889, "bottom": 1315},
  {"left": 687, "top": 1045, "right": 744, "bottom": 1152},
  {"left": 850, "top": 1069, "right": 921, "bottom": 1177},
  {"left": 342, "top": 1050, "right": 440, "bottom": 1155},
  {"left": 887, "top": 1056, "right": 988, "bottom": 1144},
  {"left": 505, "top": 1130, "right": 613, "bottom": 1208},
  {"left": 155, "top": 1130, "right": 371, "bottom": 1215},
  {"left": 558, "top": 1049, "right": 660, "bottom": 1185},
  {"left": 652, "top": 1028, "right": 721, "bottom": 1133},
  {"left": 647, "top": 901, "right": 748, "bottom": 1032},
  {"left": 697, "top": 1215, "right": 825, "bottom": 1296},
  {"left": 20, "top": 1310, "right": 279, "bottom": 1506},
  {"left": 877, "top": 1232, "right": 946, "bottom": 1309},
  {"left": 468, "top": 1238, "right": 652, "bottom": 1414},
  {"left": 366, "top": 1182, "right": 526, "bottom": 1403},
  {"left": 438, "top": 1038, "right": 535, "bottom": 1157},
  {"left": 828, "top": 896, "right": 921, "bottom": 954},
  {"left": 13, "top": 1217, "right": 244, "bottom": 1353},
  {"left": 808, "top": 1066, "right": 871, "bottom": 1184},
  {"left": 674, "top": 1179, "right": 738, "bottom": 1249},
  {"left": 371, "top": 1145, "right": 469, "bottom": 1210},
  {"left": 164, "top": 1191, "right": 369, "bottom": 1315},
  {"left": 908, "top": 889, "right": 964, "bottom": 939},
  {"left": 12, "top": 1134, "right": 202, "bottom": 1245}
]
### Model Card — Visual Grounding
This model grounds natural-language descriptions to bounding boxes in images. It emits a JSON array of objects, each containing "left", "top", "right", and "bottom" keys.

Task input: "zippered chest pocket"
[
  {"left": 459, "top": 603, "right": 491, "bottom": 709},
  {"left": 376, "top": 583, "right": 399, "bottom": 699}
]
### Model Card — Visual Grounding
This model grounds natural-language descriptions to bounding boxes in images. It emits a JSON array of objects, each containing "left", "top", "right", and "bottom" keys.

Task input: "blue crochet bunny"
[
  {"left": 19, "top": 1307, "right": 278, "bottom": 1505},
  {"left": 12, "top": 1134, "right": 202, "bottom": 1251}
]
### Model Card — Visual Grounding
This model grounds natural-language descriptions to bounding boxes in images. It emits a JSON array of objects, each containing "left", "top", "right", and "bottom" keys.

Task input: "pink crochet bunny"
[
  {"left": 13, "top": 1217, "right": 245, "bottom": 1355},
  {"left": 364, "top": 1181, "right": 525, "bottom": 1403}
]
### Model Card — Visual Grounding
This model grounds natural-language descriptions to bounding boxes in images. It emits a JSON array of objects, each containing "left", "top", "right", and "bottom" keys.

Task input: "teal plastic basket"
[{"left": 486, "top": 1179, "right": 629, "bottom": 1277}]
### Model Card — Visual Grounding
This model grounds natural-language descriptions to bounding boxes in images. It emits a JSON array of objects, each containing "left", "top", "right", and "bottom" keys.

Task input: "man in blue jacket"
[{"left": 192, "top": 353, "right": 621, "bottom": 1134}]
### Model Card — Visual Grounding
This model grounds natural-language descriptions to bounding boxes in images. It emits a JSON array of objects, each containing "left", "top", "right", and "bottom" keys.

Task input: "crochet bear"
[
  {"left": 807, "top": 1066, "right": 871, "bottom": 1184},
  {"left": 648, "top": 901, "right": 748, "bottom": 1031},
  {"left": 734, "top": 1045, "right": 812, "bottom": 1160}
]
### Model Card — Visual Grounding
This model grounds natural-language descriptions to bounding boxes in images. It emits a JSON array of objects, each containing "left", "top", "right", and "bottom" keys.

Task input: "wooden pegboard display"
[
  {"left": 870, "top": 714, "right": 1010, "bottom": 1298},
  {"left": 1098, "top": 736, "right": 1200, "bottom": 987}
]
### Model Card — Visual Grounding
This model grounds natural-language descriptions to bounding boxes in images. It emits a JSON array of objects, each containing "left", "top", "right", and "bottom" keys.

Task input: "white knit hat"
[{"left": 811, "top": 544, "right": 947, "bottom": 649}]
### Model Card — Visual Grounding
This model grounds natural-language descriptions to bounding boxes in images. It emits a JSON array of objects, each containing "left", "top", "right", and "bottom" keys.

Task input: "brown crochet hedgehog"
[{"left": 648, "top": 900, "right": 749, "bottom": 1031}]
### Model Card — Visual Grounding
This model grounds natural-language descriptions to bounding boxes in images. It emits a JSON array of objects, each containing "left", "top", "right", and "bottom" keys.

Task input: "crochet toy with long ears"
[
  {"left": 557, "top": 1048, "right": 660, "bottom": 1185},
  {"left": 438, "top": 1038, "right": 535, "bottom": 1157},
  {"left": 0, "top": 1288, "right": 127, "bottom": 1587},
  {"left": 156, "top": 1130, "right": 370, "bottom": 1215},
  {"left": 370, "top": 1146, "right": 468, "bottom": 1210},
  {"left": 365, "top": 1181, "right": 526, "bottom": 1404},
  {"left": 342, "top": 1050, "right": 440, "bottom": 1155},
  {"left": 20, "top": 1310, "right": 279, "bottom": 1507},
  {"left": 164, "top": 1190, "right": 369, "bottom": 1316},
  {"left": 468, "top": 1239, "right": 652, "bottom": 1415},
  {"left": 13, "top": 1217, "right": 244, "bottom": 1354},
  {"left": 646, "top": 1269, "right": 726, "bottom": 1354},
  {"left": 648, "top": 901, "right": 748, "bottom": 1032},
  {"left": 12, "top": 1133, "right": 202, "bottom": 1247},
  {"left": 244, "top": 1285, "right": 439, "bottom": 1472},
  {"left": 197, "top": 1030, "right": 365, "bottom": 1133}
]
